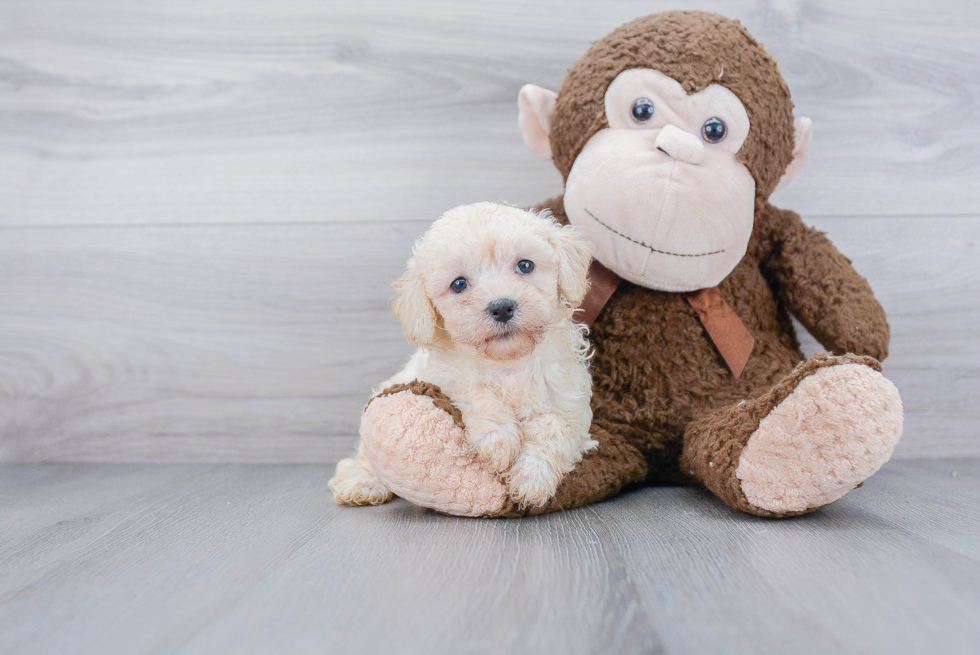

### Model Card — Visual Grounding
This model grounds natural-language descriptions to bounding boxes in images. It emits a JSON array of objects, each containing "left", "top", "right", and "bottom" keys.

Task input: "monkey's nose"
[
  {"left": 487, "top": 298, "right": 517, "bottom": 323},
  {"left": 654, "top": 124, "right": 704, "bottom": 165}
]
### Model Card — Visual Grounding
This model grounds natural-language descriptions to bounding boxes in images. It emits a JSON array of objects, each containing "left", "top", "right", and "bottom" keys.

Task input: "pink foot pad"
[
  {"left": 359, "top": 389, "right": 509, "bottom": 517},
  {"left": 736, "top": 363, "right": 904, "bottom": 514}
]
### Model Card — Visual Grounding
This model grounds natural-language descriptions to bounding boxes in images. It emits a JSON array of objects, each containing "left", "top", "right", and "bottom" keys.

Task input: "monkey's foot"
[
  {"left": 683, "top": 353, "right": 904, "bottom": 517},
  {"left": 359, "top": 381, "right": 510, "bottom": 517}
]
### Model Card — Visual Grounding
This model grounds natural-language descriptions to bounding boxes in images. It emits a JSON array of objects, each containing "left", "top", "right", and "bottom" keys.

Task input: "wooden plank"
[
  {"left": 1, "top": 215, "right": 977, "bottom": 462},
  {"left": 0, "top": 221, "right": 417, "bottom": 462},
  {"left": 0, "top": 465, "right": 341, "bottom": 654},
  {"left": 1, "top": 0, "right": 978, "bottom": 227},
  {"left": 0, "top": 460, "right": 978, "bottom": 654},
  {"left": 594, "top": 460, "right": 980, "bottom": 655},
  {"left": 847, "top": 458, "right": 980, "bottom": 564}
]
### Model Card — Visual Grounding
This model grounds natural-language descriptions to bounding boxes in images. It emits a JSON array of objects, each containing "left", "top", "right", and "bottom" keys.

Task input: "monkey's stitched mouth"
[{"left": 584, "top": 209, "right": 725, "bottom": 258}]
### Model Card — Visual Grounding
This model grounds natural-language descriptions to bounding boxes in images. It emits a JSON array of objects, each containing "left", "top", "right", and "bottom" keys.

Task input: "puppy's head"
[{"left": 392, "top": 202, "right": 593, "bottom": 360}]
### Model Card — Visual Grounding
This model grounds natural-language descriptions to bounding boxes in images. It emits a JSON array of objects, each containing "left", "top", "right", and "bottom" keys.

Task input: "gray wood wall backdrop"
[{"left": 1, "top": 0, "right": 978, "bottom": 463}]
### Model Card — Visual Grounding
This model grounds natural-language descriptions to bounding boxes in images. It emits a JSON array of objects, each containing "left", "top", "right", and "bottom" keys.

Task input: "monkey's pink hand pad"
[{"left": 359, "top": 389, "right": 510, "bottom": 517}]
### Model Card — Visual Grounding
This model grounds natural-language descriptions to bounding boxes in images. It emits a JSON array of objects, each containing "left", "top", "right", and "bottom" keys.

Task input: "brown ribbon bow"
[
  {"left": 683, "top": 286, "right": 755, "bottom": 378},
  {"left": 575, "top": 262, "right": 755, "bottom": 379}
]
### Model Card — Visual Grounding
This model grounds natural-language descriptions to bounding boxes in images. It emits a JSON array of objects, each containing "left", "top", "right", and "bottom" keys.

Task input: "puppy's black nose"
[{"left": 487, "top": 298, "right": 517, "bottom": 323}]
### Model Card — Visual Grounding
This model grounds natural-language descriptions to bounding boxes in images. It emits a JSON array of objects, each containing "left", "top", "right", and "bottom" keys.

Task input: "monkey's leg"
[
  {"left": 359, "top": 381, "right": 647, "bottom": 517},
  {"left": 358, "top": 381, "right": 512, "bottom": 517},
  {"left": 680, "top": 353, "right": 903, "bottom": 518},
  {"left": 500, "top": 424, "right": 649, "bottom": 517}
]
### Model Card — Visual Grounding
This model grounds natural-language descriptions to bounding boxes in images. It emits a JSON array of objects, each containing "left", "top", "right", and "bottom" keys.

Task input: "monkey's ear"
[
  {"left": 774, "top": 117, "right": 813, "bottom": 192},
  {"left": 518, "top": 84, "right": 558, "bottom": 160},
  {"left": 391, "top": 258, "right": 438, "bottom": 348},
  {"left": 549, "top": 224, "right": 594, "bottom": 308}
]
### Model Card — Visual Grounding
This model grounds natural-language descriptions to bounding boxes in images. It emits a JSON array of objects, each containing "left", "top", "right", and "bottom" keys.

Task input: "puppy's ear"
[
  {"left": 392, "top": 257, "right": 438, "bottom": 348},
  {"left": 548, "top": 224, "right": 593, "bottom": 307}
]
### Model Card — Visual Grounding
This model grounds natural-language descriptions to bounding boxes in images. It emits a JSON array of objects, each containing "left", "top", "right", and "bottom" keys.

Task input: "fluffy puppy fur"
[{"left": 330, "top": 202, "right": 596, "bottom": 509}]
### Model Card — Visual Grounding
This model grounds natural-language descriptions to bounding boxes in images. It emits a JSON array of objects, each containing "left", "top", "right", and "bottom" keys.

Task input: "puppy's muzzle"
[{"left": 487, "top": 298, "right": 517, "bottom": 324}]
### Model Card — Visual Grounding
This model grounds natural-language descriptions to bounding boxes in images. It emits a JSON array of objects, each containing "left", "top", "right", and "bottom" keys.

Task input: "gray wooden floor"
[{"left": 2, "top": 458, "right": 979, "bottom": 655}]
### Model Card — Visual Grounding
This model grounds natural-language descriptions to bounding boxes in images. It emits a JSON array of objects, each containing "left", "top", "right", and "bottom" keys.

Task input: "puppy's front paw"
[
  {"left": 329, "top": 458, "right": 393, "bottom": 506},
  {"left": 507, "top": 452, "right": 561, "bottom": 509},
  {"left": 466, "top": 419, "right": 521, "bottom": 474}
]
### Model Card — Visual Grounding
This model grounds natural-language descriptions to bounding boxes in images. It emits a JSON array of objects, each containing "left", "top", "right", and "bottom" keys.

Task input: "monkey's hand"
[{"left": 762, "top": 204, "right": 890, "bottom": 360}]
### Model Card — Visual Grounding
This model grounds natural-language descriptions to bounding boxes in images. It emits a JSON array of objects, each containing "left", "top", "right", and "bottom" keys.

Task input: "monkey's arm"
[{"left": 760, "top": 203, "right": 890, "bottom": 361}]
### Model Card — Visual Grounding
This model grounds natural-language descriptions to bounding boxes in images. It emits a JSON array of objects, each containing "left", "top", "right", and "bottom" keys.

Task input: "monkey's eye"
[
  {"left": 516, "top": 260, "right": 534, "bottom": 275},
  {"left": 450, "top": 277, "right": 468, "bottom": 293},
  {"left": 701, "top": 117, "right": 727, "bottom": 143},
  {"left": 631, "top": 98, "right": 655, "bottom": 123}
]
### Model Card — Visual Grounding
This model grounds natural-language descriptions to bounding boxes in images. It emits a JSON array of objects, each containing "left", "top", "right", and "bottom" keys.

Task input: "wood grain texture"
[
  {"left": 1, "top": 1, "right": 978, "bottom": 463},
  {"left": 0, "top": 221, "right": 416, "bottom": 462},
  {"left": 1, "top": 215, "right": 977, "bottom": 462},
  {"left": 1, "top": 0, "right": 979, "bottom": 226},
  {"left": 1, "top": 459, "right": 978, "bottom": 655}
]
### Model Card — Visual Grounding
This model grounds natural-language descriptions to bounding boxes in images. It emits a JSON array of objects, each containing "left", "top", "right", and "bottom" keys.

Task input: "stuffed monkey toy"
[{"left": 334, "top": 11, "right": 904, "bottom": 518}]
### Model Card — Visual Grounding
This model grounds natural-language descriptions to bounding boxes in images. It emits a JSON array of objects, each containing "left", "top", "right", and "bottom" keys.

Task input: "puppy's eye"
[
  {"left": 701, "top": 117, "right": 727, "bottom": 143},
  {"left": 516, "top": 260, "right": 534, "bottom": 275},
  {"left": 631, "top": 98, "right": 655, "bottom": 124},
  {"left": 450, "top": 277, "right": 468, "bottom": 293}
]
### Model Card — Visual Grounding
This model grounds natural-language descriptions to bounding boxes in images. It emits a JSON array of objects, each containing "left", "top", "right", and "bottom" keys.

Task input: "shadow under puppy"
[{"left": 330, "top": 202, "right": 595, "bottom": 512}]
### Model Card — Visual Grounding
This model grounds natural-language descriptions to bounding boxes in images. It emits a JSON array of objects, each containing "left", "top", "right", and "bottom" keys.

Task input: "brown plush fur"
[
  {"left": 534, "top": 197, "right": 890, "bottom": 496},
  {"left": 367, "top": 12, "right": 892, "bottom": 519},
  {"left": 550, "top": 11, "right": 795, "bottom": 200},
  {"left": 496, "top": 424, "right": 649, "bottom": 518},
  {"left": 680, "top": 353, "right": 883, "bottom": 517},
  {"left": 513, "top": 12, "right": 891, "bottom": 517},
  {"left": 369, "top": 196, "right": 892, "bottom": 514}
]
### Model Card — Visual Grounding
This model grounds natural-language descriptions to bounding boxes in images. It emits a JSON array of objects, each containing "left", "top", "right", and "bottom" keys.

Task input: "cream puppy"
[{"left": 330, "top": 202, "right": 596, "bottom": 509}]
